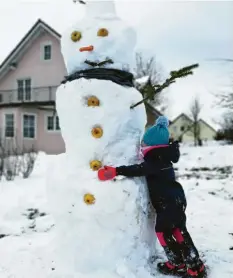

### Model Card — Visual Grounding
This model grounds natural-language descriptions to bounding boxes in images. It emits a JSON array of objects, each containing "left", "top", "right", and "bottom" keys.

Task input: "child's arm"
[
  {"left": 169, "top": 141, "right": 180, "bottom": 163},
  {"left": 98, "top": 162, "right": 159, "bottom": 181},
  {"left": 116, "top": 161, "right": 158, "bottom": 177}
]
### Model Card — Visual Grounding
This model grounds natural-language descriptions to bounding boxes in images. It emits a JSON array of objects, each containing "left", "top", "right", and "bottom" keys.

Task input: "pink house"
[{"left": 0, "top": 19, "right": 66, "bottom": 154}]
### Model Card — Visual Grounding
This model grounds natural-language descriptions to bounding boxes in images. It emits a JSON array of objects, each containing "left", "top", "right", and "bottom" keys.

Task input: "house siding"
[
  {"left": 169, "top": 115, "right": 193, "bottom": 141},
  {"left": 0, "top": 28, "right": 67, "bottom": 154},
  {"left": 145, "top": 104, "right": 162, "bottom": 129},
  {"left": 18, "top": 107, "right": 65, "bottom": 154},
  {"left": 37, "top": 109, "right": 65, "bottom": 154},
  {"left": 0, "top": 107, "right": 20, "bottom": 138},
  {"left": 170, "top": 114, "right": 216, "bottom": 143},
  {"left": 0, "top": 32, "right": 67, "bottom": 92},
  {"left": 0, "top": 107, "right": 65, "bottom": 154},
  {"left": 145, "top": 107, "right": 157, "bottom": 128},
  {"left": 198, "top": 120, "right": 216, "bottom": 141}
]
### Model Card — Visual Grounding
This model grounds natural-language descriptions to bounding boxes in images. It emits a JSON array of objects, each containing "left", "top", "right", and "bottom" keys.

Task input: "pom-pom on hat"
[{"left": 143, "top": 116, "right": 170, "bottom": 146}]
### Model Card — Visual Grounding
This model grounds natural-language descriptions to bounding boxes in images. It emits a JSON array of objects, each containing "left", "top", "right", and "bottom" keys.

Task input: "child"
[{"left": 97, "top": 116, "right": 207, "bottom": 278}]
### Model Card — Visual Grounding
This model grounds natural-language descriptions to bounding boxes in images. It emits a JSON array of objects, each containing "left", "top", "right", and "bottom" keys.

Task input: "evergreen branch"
[{"left": 130, "top": 63, "right": 199, "bottom": 109}]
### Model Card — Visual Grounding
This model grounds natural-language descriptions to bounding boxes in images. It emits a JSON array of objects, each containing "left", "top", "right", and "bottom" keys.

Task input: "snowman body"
[{"left": 46, "top": 2, "right": 156, "bottom": 277}]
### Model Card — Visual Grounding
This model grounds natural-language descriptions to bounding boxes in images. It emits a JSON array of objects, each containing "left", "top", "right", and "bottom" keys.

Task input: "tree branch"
[
  {"left": 97, "top": 59, "right": 114, "bottom": 66},
  {"left": 73, "top": 0, "right": 86, "bottom": 4},
  {"left": 131, "top": 63, "right": 199, "bottom": 109},
  {"left": 84, "top": 59, "right": 114, "bottom": 67}
]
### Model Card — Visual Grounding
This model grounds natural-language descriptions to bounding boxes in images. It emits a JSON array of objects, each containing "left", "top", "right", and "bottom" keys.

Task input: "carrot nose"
[{"left": 79, "top": 45, "right": 94, "bottom": 52}]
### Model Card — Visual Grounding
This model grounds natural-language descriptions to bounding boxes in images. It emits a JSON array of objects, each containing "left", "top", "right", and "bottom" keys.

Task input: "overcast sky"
[{"left": 0, "top": 0, "right": 232, "bottom": 126}]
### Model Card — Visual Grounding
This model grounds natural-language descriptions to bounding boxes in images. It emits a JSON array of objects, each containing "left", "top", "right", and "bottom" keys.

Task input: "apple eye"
[
  {"left": 71, "top": 31, "right": 82, "bottom": 42},
  {"left": 97, "top": 28, "right": 109, "bottom": 37}
]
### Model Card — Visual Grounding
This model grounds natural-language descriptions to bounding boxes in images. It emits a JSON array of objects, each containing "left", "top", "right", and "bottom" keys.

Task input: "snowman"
[{"left": 46, "top": 1, "right": 156, "bottom": 277}]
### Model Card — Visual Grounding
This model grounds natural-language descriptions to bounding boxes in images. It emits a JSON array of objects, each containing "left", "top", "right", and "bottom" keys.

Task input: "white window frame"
[
  {"left": 41, "top": 41, "right": 52, "bottom": 61},
  {"left": 45, "top": 114, "right": 60, "bottom": 133},
  {"left": 17, "top": 77, "right": 32, "bottom": 102},
  {"left": 22, "top": 113, "right": 37, "bottom": 140},
  {"left": 3, "top": 112, "right": 16, "bottom": 138}
]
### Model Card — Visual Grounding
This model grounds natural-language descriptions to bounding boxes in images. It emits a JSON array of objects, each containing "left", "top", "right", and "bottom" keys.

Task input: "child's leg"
[
  {"left": 155, "top": 200, "right": 189, "bottom": 263},
  {"left": 156, "top": 228, "right": 184, "bottom": 266},
  {"left": 172, "top": 221, "right": 206, "bottom": 277},
  {"left": 173, "top": 227, "right": 200, "bottom": 266},
  {"left": 173, "top": 226, "right": 206, "bottom": 274},
  {"left": 155, "top": 213, "right": 186, "bottom": 276}
]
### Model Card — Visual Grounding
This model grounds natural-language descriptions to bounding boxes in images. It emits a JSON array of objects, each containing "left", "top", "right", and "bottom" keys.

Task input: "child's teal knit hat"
[{"left": 143, "top": 116, "right": 169, "bottom": 146}]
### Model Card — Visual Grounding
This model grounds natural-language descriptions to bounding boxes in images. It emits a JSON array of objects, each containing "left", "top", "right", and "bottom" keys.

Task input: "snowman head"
[{"left": 61, "top": 0, "right": 137, "bottom": 75}]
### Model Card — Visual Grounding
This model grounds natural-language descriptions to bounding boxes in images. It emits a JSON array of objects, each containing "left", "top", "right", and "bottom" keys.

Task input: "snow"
[
  {"left": 50, "top": 1, "right": 157, "bottom": 274},
  {"left": 135, "top": 76, "right": 150, "bottom": 86},
  {"left": 1, "top": 1, "right": 230, "bottom": 277},
  {"left": 47, "top": 76, "right": 156, "bottom": 277},
  {"left": 86, "top": 0, "right": 117, "bottom": 18},
  {"left": 61, "top": 1, "right": 136, "bottom": 74},
  {"left": 47, "top": 1, "right": 158, "bottom": 276},
  {"left": 178, "top": 143, "right": 233, "bottom": 169},
  {"left": 0, "top": 144, "right": 233, "bottom": 277}
]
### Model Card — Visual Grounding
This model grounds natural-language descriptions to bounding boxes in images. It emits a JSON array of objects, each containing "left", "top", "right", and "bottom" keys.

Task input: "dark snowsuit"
[{"left": 116, "top": 142, "right": 201, "bottom": 268}]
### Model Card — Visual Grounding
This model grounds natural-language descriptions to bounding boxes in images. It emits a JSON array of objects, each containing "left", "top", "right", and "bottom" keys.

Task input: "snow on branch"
[{"left": 131, "top": 63, "right": 199, "bottom": 109}]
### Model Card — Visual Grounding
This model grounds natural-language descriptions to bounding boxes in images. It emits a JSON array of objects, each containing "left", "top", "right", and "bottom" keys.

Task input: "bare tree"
[
  {"left": 134, "top": 53, "right": 165, "bottom": 108},
  {"left": 215, "top": 79, "right": 233, "bottom": 110},
  {"left": 21, "top": 146, "right": 38, "bottom": 179},
  {"left": 135, "top": 53, "right": 163, "bottom": 85},
  {"left": 189, "top": 96, "right": 202, "bottom": 146},
  {"left": 73, "top": 0, "right": 86, "bottom": 4},
  {"left": 0, "top": 128, "right": 37, "bottom": 181},
  {"left": 208, "top": 57, "right": 233, "bottom": 110},
  {"left": 215, "top": 111, "right": 233, "bottom": 143},
  {"left": 206, "top": 58, "right": 233, "bottom": 63}
]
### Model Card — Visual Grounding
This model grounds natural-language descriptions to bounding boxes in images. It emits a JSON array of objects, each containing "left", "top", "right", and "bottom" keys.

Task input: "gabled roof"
[
  {"left": 198, "top": 119, "right": 216, "bottom": 133},
  {"left": 170, "top": 113, "right": 216, "bottom": 133},
  {"left": 145, "top": 102, "right": 163, "bottom": 117},
  {"left": 0, "top": 19, "right": 61, "bottom": 79},
  {"left": 145, "top": 102, "right": 173, "bottom": 124},
  {"left": 170, "top": 113, "right": 193, "bottom": 125}
]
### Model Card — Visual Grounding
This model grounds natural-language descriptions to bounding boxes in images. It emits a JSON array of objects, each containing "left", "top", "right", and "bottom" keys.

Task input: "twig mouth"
[{"left": 84, "top": 59, "right": 114, "bottom": 67}]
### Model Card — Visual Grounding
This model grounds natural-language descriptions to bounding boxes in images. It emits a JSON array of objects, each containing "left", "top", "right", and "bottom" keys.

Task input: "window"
[
  {"left": 17, "top": 79, "right": 31, "bottom": 101},
  {"left": 5, "top": 114, "right": 14, "bottom": 138},
  {"left": 173, "top": 126, "right": 177, "bottom": 132},
  {"left": 44, "top": 44, "right": 52, "bottom": 60},
  {"left": 47, "top": 116, "right": 60, "bottom": 131},
  {"left": 180, "top": 126, "right": 185, "bottom": 131},
  {"left": 55, "top": 116, "right": 60, "bottom": 130},
  {"left": 23, "top": 114, "right": 35, "bottom": 138}
]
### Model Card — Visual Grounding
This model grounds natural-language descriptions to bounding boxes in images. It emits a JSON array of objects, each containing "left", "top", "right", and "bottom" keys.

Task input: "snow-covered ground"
[{"left": 0, "top": 144, "right": 232, "bottom": 277}]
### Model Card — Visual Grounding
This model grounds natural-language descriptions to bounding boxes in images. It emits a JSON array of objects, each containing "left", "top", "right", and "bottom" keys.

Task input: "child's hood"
[
  {"left": 140, "top": 142, "right": 180, "bottom": 164},
  {"left": 141, "top": 144, "right": 169, "bottom": 157}
]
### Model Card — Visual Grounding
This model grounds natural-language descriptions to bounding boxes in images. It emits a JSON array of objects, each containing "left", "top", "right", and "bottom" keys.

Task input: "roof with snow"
[
  {"left": 171, "top": 113, "right": 217, "bottom": 132},
  {"left": 0, "top": 19, "right": 61, "bottom": 80}
]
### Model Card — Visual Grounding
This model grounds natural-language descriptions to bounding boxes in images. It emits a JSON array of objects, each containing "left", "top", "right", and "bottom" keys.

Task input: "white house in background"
[{"left": 169, "top": 113, "right": 217, "bottom": 143}]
